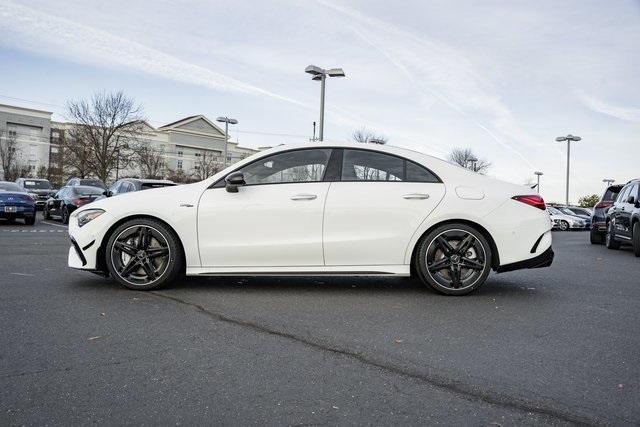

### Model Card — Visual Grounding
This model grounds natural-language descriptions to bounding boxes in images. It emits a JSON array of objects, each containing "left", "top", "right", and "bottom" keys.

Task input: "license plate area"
[{"left": 4, "top": 206, "right": 17, "bottom": 213}]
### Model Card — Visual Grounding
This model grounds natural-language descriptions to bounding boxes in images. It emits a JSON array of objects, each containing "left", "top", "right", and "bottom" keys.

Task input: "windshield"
[
  {"left": 547, "top": 207, "right": 562, "bottom": 215},
  {"left": 560, "top": 208, "right": 577, "bottom": 216},
  {"left": 0, "top": 182, "right": 22, "bottom": 191},
  {"left": 23, "top": 180, "right": 52, "bottom": 190},
  {"left": 73, "top": 186, "right": 104, "bottom": 196}
]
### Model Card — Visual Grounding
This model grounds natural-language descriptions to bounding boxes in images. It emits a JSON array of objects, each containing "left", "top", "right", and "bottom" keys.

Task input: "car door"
[
  {"left": 323, "top": 148, "right": 445, "bottom": 266},
  {"left": 197, "top": 148, "right": 333, "bottom": 268},
  {"left": 618, "top": 183, "right": 638, "bottom": 239},
  {"left": 50, "top": 188, "right": 66, "bottom": 215},
  {"left": 610, "top": 185, "right": 630, "bottom": 237}
]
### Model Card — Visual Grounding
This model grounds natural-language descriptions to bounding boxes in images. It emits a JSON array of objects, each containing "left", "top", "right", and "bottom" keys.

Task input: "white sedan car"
[{"left": 68, "top": 142, "right": 553, "bottom": 295}]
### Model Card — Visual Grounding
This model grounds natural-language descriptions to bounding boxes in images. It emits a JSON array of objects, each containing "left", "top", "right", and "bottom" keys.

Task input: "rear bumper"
[
  {"left": 496, "top": 246, "right": 554, "bottom": 273},
  {"left": 0, "top": 207, "right": 36, "bottom": 219}
]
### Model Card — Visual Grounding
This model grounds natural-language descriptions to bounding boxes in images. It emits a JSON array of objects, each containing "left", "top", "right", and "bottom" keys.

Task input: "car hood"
[{"left": 82, "top": 182, "right": 202, "bottom": 213}]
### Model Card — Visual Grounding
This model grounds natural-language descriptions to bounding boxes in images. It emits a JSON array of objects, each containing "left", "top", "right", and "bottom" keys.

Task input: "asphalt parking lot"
[{"left": 1, "top": 214, "right": 638, "bottom": 426}]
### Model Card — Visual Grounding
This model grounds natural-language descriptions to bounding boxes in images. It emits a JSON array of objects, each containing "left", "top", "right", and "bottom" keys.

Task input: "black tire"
[
  {"left": 24, "top": 216, "right": 35, "bottom": 226},
  {"left": 61, "top": 207, "right": 69, "bottom": 224},
  {"left": 558, "top": 220, "right": 569, "bottom": 231},
  {"left": 105, "top": 218, "right": 183, "bottom": 290},
  {"left": 605, "top": 221, "right": 621, "bottom": 250},
  {"left": 590, "top": 229, "right": 604, "bottom": 245},
  {"left": 415, "top": 223, "right": 492, "bottom": 296},
  {"left": 44, "top": 207, "right": 51, "bottom": 220},
  {"left": 633, "top": 222, "right": 640, "bottom": 257}
]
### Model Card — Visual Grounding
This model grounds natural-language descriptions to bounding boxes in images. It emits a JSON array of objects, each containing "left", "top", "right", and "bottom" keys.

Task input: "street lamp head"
[
  {"left": 311, "top": 74, "right": 323, "bottom": 81},
  {"left": 555, "top": 136, "right": 567, "bottom": 142},
  {"left": 216, "top": 117, "right": 238, "bottom": 125},
  {"left": 535, "top": 171, "right": 543, "bottom": 176},
  {"left": 305, "top": 65, "right": 323, "bottom": 75},
  {"left": 326, "top": 68, "right": 345, "bottom": 77},
  {"left": 556, "top": 134, "right": 581, "bottom": 142}
]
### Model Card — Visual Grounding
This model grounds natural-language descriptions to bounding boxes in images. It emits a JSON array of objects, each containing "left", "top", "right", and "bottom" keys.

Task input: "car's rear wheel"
[
  {"left": 105, "top": 219, "right": 183, "bottom": 290},
  {"left": 633, "top": 222, "right": 640, "bottom": 257},
  {"left": 415, "top": 223, "right": 492, "bottom": 296},
  {"left": 590, "top": 229, "right": 604, "bottom": 244},
  {"left": 44, "top": 206, "right": 51, "bottom": 220},
  {"left": 558, "top": 220, "right": 569, "bottom": 231},
  {"left": 24, "top": 216, "right": 35, "bottom": 225},
  {"left": 605, "top": 222, "right": 621, "bottom": 250}
]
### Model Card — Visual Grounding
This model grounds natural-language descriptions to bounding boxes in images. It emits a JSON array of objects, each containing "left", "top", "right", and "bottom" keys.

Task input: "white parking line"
[{"left": 42, "top": 221, "right": 68, "bottom": 228}]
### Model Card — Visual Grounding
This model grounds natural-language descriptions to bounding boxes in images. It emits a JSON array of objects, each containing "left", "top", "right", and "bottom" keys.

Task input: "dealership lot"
[{"left": 1, "top": 216, "right": 638, "bottom": 425}]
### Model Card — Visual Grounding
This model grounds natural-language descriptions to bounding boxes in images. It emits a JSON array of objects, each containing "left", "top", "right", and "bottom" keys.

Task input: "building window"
[
  {"left": 51, "top": 146, "right": 59, "bottom": 154},
  {"left": 8, "top": 130, "right": 17, "bottom": 138},
  {"left": 52, "top": 131, "right": 59, "bottom": 138},
  {"left": 177, "top": 150, "right": 183, "bottom": 157},
  {"left": 177, "top": 161, "right": 183, "bottom": 170},
  {"left": 195, "top": 152, "right": 201, "bottom": 157}
]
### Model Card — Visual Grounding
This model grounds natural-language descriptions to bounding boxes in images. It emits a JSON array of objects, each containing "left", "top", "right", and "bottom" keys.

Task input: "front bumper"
[{"left": 496, "top": 246, "right": 554, "bottom": 273}]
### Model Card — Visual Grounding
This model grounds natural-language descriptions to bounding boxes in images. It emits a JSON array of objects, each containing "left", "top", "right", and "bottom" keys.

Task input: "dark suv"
[
  {"left": 605, "top": 179, "right": 640, "bottom": 256},
  {"left": 590, "top": 184, "right": 623, "bottom": 244}
]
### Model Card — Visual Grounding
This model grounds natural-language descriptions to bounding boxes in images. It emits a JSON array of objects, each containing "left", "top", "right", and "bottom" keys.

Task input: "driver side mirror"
[
  {"left": 627, "top": 195, "right": 636, "bottom": 205},
  {"left": 103, "top": 190, "right": 113, "bottom": 197},
  {"left": 225, "top": 172, "right": 246, "bottom": 193}
]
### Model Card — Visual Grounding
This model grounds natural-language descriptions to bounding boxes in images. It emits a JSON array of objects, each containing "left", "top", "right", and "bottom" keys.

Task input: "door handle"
[
  {"left": 403, "top": 193, "right": 429, "bottom": 200},
  {"left": 291, "top": 194, "right": 317, "bottom": 201}
]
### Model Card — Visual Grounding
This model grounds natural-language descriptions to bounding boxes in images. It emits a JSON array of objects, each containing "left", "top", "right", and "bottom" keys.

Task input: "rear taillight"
[
  {"left": 595, "top": 201, "right": 612, "bottom": 209},
  {"left": 73, "top": 198, "right": 89, "bottom": 205},
  {"left": 512, "top": 195, "right": 546, "bottom": 210}
]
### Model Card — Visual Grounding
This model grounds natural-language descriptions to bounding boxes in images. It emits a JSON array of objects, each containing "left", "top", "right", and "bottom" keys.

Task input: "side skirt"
[{"left": 187, "top": 265, "right": 411, "bottom": 277}]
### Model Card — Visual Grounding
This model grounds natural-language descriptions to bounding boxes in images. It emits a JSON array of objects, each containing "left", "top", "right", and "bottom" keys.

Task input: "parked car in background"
[
  {"left": 605, "top": 179, "right": 640, "bottom": 256},
  {"left": 565, "top": 206, "right": 593, "bottom": 217},
  {"left": 591, "top": 184, "right": 624, "bottom": 244},
  {"left": 547, "top": 206, "right": 586, "bottom": 231},
  {"left": 44, "top": 185, "right": 104, "bottom": 224},
  {"left": 101, "top": 178, "right": 176, "bottom": 200},
  {"left": 556, "top": 206, "right": 591, "bottom": 229},
  {"left": 14, "top": 178, "right": 56, "bottom": 210},
  {"left": 67, "top": 142, "right": 554, "bottom": 295},
  {"left": 66, "top": 177, "right": 107, "bottom": 190},
  {"left": 0, "top": 181, "right": 36, "bottom": 225}
]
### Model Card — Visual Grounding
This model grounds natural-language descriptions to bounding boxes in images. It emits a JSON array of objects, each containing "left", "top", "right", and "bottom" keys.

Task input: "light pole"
[
  {"left": 555, "top": 134, "right": 581, "bottom": 206},
  {"left": 534, "top": 171, "right": 543, "bottom": 193},
  {"left": 602, "top": 178, "right": 615, "bottom": 188},
  {"left": 305, "top": 65, "right": 345, "bottom": 141},
  {"left": 216, "top": 116, "right": 238, "bottom": 166},
  {"left": 115, "top": 135, "right": 121, "bottom": 181}
]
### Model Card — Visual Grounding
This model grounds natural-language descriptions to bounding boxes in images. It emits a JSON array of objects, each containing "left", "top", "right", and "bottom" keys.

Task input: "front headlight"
[{"left": 77, "top": 209, "right": 105, "bottom": 227}]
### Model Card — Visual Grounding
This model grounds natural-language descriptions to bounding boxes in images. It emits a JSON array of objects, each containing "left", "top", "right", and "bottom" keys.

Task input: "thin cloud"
[
  {"left": 314, "top": 0, "right": 536, "bottom": 169},
  {"left": 581, "top": 94, "right": 640, "bottom": 123},
  {"left": 0, "top": 0, "right": 306, "bottom": 107}
]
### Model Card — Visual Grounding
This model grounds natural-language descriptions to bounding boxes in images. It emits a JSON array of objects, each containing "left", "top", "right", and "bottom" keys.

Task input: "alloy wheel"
[
  {"left": 111, "top": 225, "right": 171, "bottom": 286},
  {"left": 425, "top": 229, "right": 487, "bottom": 291}
]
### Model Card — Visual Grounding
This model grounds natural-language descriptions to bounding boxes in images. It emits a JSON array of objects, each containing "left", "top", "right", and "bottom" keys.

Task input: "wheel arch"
[
  {"left": 96, "top": 214, "right": 186, "bottom": 275},
  {"left": 409, "top": 218, "right": 501, "bottom": 276}
]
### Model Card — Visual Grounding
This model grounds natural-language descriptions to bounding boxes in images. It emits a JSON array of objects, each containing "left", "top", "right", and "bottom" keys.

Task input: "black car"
[
  {"left": 605, "top": 179, "right": 640, "bottom": 256},
  {"left": 0, "top": 181, "right": 36, "bottom": 225},
  {"left": 14, "top": 178, "right": 57, "bottom": 210},
  {"left": 44, "top": 185, "right": 104, "bottom": 224},
  {"left": 590, "top": 184, "right": 624, "bottom": 244},
  {"left": 66, "top": 177, "right": 107, "bottom": 190},
  {"left": 101, "top": 178, "right": 176, "bottom": 199}
]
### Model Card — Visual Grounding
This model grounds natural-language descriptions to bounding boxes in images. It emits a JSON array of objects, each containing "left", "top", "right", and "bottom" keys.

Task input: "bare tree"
[
  {"left": 193, "top": 150, "right": 224, "bottom": 181},
  {"left": 352, "top": 127, "right": 388, "bottom": 144},
  {"left": 65, "top": 91, "right": 145, "bottom": 183},
  {"left": 132, "top": 142, "right": 166, "bottom": 179},
  {"left": 0, "top": 128, "right": 22, "bottom": 181},
  {"left": 448, "top": 147, "right": 491, "bottom": 174}
]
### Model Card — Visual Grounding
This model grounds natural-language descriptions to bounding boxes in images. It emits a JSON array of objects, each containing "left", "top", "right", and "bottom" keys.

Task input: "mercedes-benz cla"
[{"left": 67, "top": 142, "right": 553, "bottom": 295}]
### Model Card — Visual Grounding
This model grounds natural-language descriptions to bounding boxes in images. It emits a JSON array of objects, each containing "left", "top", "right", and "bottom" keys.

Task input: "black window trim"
[{"left": 209, "top": 146, "right": 442, "bottom": 189}]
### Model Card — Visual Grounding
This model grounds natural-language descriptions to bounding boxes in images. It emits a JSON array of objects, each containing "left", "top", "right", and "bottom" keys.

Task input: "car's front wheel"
[
  {"left": 24, "top": 216, "right": 35, "bottom": 225},
  {"left": 105, "top": 218, "right": 183, "bottom": 290},
  {"left": 415, "top": 223, "right": 492, "bottom": 296},
  {"left": 558, "top": 220, "right": 569, "bottom": 231},
  {"left": 590, "top": 229, "right": 604, "bottom": 244},
  {"left": 605, "top": 222, "right": 621, "bottom": 250},
  {"left": 61, "top": 207, "right": 69, "bottom": 224}
]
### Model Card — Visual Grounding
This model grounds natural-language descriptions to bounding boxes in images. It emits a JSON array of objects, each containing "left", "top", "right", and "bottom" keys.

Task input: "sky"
[{"left": 1, "top": 0, "right": 639, "bottom": 203}]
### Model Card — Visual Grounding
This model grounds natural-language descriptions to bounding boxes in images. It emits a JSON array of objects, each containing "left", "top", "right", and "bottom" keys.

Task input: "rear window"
[
  {"left": 0, "top": 182, "right": 22, "bottom": 191},
  {"left": 141, "top": 183, "right": 176, "bottom": 190},
  {"left": 73, "top": 186, "right": 104, "bottom": 196},
  {"left": 603, "top": 186, "right": 622, "bottom": 201},
  {"left": 23, "top": 180, "right": 52, "bottom": 189}
]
